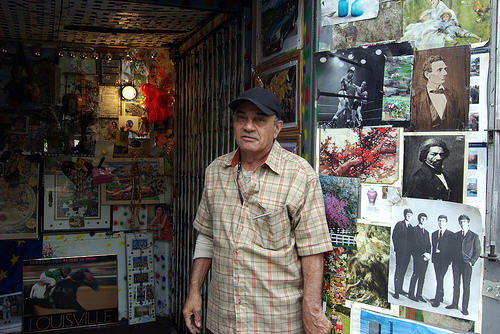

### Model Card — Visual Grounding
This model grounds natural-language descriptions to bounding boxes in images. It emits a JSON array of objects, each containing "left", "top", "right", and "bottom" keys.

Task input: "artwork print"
[
  {"left": 112, "top": 205, "right": 148, "bottom": 231},
  {"left": 381, "top": 55, "right": 413, "bottom": 121},
  {"left": 409, "top": 46, "right": 470, "bottom": 131},
  {"left": 403, "top": 133, "right": 466, "bottom": 203},
  {"left": 43, "top": 175, "right": 110, "bottom": 232},
  {"left": 0, "top": 158, "right": 39, "bottom": 240},
  {"left": 126, "top": 233, "right": 155, "bottom": 324},
  {"left": 258, "top": 0, "right": 302, "bottom": 63},
  {"left": 23, "top": 255, "right": 118, "bottom": 332},
  {"left": 41, "top": 233, "right": 128, "bottom": 320},
  {"left": 319, "top": 127, "right": 400, "bottom": 184},
  {"left": 0, "top": 292, "right": 22, "bottom": 333},
  {"left": 389, "top": 199, "right": 483, "bottom": 321},
  {"left": 316, "top": 42, "right": 413, "bottom": 128},
  {"left": 318, "top": 0, "right": 403, "bottom": 52},
  {"left": 323, "top": 248, "right": 348, "bottom": 309},
  {"left": 320, "top": 0, "right": 379, "bottom": 26},
  {"left": 346, "top": 223, "right": 391, "bottom": 308},
  {"left": 256, "top": 56, "right": 299, "bottom": 129},
  {"left": 319, "top": 175, "right": 360, "bottom": 232},
  {"left": 402, "top": 0, "right": 490, "bottom": 50},
  {"left": 101, "top": 159, "right": 164, "bottom": 205}
]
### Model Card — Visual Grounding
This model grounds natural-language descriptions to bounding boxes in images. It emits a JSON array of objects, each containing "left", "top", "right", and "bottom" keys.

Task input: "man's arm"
[
  {"left": 301, "top": 253, "right": 332, "bottom": 334},
  {"left": 182, "top": 258, "right": 212, "bottom": 334}
]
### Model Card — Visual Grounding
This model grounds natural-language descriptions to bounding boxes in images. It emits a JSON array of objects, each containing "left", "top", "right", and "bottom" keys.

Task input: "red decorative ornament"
[{"left": 140, "top": 83, "right": 174, "bottom": 123}]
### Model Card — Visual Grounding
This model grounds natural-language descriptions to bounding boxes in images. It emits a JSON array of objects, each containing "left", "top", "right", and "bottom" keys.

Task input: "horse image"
[{"left": 27, "top": 268, "right": 99, "bottom": 312}]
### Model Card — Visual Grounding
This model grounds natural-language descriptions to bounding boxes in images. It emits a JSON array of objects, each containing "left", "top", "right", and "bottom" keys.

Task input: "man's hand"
[
  {"left": 183, "top": 291, "right": 203, "bottom": 334},
  {"left": 302, "top": 301, "right": 333, "bottom": 334}
]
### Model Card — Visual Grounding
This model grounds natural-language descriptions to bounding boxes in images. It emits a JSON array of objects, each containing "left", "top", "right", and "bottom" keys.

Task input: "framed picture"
[
  {"left": 100, "top": 158, "right": 164, "bottom": 205},
  {"left": 277, "top": 133, "right": 301, "bottom": 155},
  {"left": 256, "top": 52, "right": 301, "bottom": 132},
  {"left": 255, "top": 0, "right": 303, "bottom": 65},
  {"left": 43, "top": 175, "right": 111, "bottom": 232},
  {"left": 0, "top": 157, "right": 40, "bottom": 240},
  {"left": 23, "top": 254, "right": 118, "bottom": 332}
]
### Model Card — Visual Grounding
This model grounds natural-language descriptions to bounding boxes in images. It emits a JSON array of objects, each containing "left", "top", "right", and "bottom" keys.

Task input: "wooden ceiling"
[{"left": 0, "top": 0, "right": 243, "bottom": 48}]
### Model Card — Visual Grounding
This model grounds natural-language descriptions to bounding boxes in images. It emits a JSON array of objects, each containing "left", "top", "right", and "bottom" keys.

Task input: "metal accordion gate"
[{"left": 173, "top": 16, "right": 246, "bottom": 333}]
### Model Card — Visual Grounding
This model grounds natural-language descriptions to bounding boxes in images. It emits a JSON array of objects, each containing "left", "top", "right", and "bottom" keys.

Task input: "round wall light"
[{"left": 122, "top": 85, "right": 137, "bottom": 100}]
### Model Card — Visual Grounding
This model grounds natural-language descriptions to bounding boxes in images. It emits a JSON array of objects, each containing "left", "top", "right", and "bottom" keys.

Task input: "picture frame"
[
  {"left": 0, "top": 157, "right": 40, "bottom": 240},
  {"left": 100, "top": 158, "right": 164, "bottom": 205},
  {"left": 256, "top": 51, "right": 301, "bottom": 132},
  {"left": 43, "top": 175, "right": 111, "bottom": 232},
  {"left": 277, "top": 133, "right": 301, "bottom": 155},
  {"left": 23, "top": 254, "right": 118, "bottom": 332},
  {"left": 254, "top": 0, "right": 303, "bottom": 65}
]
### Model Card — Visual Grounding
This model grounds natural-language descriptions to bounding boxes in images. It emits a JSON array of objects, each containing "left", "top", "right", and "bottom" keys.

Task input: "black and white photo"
[
  {"left": 403, "top": 133, "right": 466, "bottom": 203},
  {"left": 389, "top": 198, "right": 483, "bottom": 321},
  {"left": 316, "top": 42, "right": 413, "bottom": 128}
]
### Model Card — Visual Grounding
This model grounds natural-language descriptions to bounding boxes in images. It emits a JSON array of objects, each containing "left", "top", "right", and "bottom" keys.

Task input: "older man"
[
  {"left": 182, "top": 87, "right": 333, "bottom": 334},
  {"left": 411, "top": 55, "right": 465, "bottom": 130},
  {"left": 404, "top": 137, "right": 461, "bottom": 202}
]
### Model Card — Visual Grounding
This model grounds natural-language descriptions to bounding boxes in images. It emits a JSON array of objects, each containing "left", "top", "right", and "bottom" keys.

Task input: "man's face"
[
  {"left": 425, "top": 146, "right": 445, "bottom": 169},
  {"left": 460, "top": 219, "right": 471, "bottom": 233},
  {"left": 233, "top": 102, "right": 282, "bottom": 157},
  {"left": 419, "top": 216, "right": 427, "bottom": 226},
  {"left": 425, "top": 60, "right": 447, "bottom": 86},
  {"left": 405, "top": 212, "right": 413, "bottom": 221},
  {"left": 438, "top": 218, "right": 447, "bottom": 229},
  {"left": 430, "top": 0, "right": 439, "bottom": 7}
]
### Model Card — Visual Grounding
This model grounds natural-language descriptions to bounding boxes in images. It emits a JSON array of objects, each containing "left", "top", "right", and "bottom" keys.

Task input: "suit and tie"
[
  {"left": 431, "top": 228, "right": 454, "bottom": 306},
  {"left": 392, "top": 219, "right": 411, "bottom": 298},
  {"left": 449, "top": 229, "right": 481, "bottom": 314},
  {"left": 408, "top": 224, "right": 431, "bottom": 301}
]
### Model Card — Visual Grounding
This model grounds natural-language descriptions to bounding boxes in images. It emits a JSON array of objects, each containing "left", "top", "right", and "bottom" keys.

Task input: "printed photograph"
[
  {"left": 389, "top": 199, "right": 482, "bottom": 321},
  {"left": 359, "top": 185, "right": 401, "bottom": 223},
  {"left": 319, "top": 175, "right": 360, "bottom": 232},
  {"left": 318, "top": 1, "right": 403, "bottom": 52},
  {"left": 382, "top": 55, "right": 413, "bottom": 122},
  {"left": 316, "top": 42, "right": 413, "bottom": 128},
  {"left": 319, "top": 127, "right": 400, "bottom": 184},
  {"left": 23, "top": 255, "right": 118, "bottom": 332},
  {"left": 0, "top": 293, "right": 22, "bottom": 333},
  {"left": 320, "top": 0, "right": 379, "bottom": 26},
  {"left": 403, "top": 133, "right": 466, "bottom": 203},
  {"left": 409, "top": 46, "right": 470, "bottom": 131}
]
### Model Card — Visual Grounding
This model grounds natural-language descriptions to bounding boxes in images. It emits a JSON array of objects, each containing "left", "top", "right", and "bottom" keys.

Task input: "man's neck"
[
  {"left": 240, "top": 146, "right": 273, "bottom": 171},
  {"left": 426, "top": 82, "right": 442, "bottom": 92}
]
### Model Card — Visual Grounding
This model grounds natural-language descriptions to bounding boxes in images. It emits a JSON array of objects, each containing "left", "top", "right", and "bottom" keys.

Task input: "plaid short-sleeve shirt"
[{"left": 194, "top": 141, "right": 332, "bottom": 334}]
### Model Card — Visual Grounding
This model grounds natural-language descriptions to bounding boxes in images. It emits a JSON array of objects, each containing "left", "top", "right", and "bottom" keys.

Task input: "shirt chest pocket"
[{"left": 247, "top": 203, "right": 290, "bottom": 250}]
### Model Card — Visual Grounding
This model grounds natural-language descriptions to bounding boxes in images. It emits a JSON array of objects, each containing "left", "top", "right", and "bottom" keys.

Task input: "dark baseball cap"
[{"left": 229, "top": 87, "right": 282, "bottom": 119}]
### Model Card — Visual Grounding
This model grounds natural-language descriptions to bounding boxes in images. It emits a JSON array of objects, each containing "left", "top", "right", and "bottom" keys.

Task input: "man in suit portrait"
[
  {"left": 408, "top": 213, "right": 431, "bottom": 303},
  {"left": 430, "top": 215, "right": 454, "bottom": 308},
  {"left": 404, "top": 138, "right": 461, "bottom": 202},
  {"left": 447, "top": 214, "right": 481, "bottom": 315},
  {"left": 392, "top": 208, "right": 413, "bottom": 299},
  {"left": 411, "top": 55, "right": 465, "bottom": 130}
]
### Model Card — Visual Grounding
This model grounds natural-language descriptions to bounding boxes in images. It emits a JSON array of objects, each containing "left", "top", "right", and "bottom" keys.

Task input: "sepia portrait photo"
[{"left": 409, "top": 46, "right": 470, "bottom": 131}]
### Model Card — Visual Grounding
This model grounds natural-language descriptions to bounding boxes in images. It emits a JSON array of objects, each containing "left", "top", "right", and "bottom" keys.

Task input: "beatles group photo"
[{"left": 389, "top": 199, "right": 482, "bottom": 321}]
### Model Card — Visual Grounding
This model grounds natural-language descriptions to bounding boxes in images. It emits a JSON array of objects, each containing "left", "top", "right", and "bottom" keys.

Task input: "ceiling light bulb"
[
  {"left": 68, "top": 51, "right": 76, "bottom": 58},
  {"left": 33, "top": 50, "right": 41, "bottom": 57},
  {"left": 151, "top": 52, "right": 157, "bottom": 59},
  {"left": 58, "top": 50, "right": 64, "bottom": 57},
  {"left": 80, "top": 52, "right": 88, "bottom": 59},
  {"left": 92, "top": 52, "right": 99, "bottom": 60},
  {"left": 106, "top": 53, "right": 112, "bottom": 61}
]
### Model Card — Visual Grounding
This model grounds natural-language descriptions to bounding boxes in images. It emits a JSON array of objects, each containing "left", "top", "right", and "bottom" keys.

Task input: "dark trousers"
[
  {"left": 394, "top": 252, "right": 410, "bottom": 295},
  {"left": 451, "top": 261, "right": 472, "bottom": 311},
  {"left": 409, "top": 255, "right": 428, "bottom": 298},
  {"left": 433, "top": 261, "right": 450, "bottom": 302}
]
